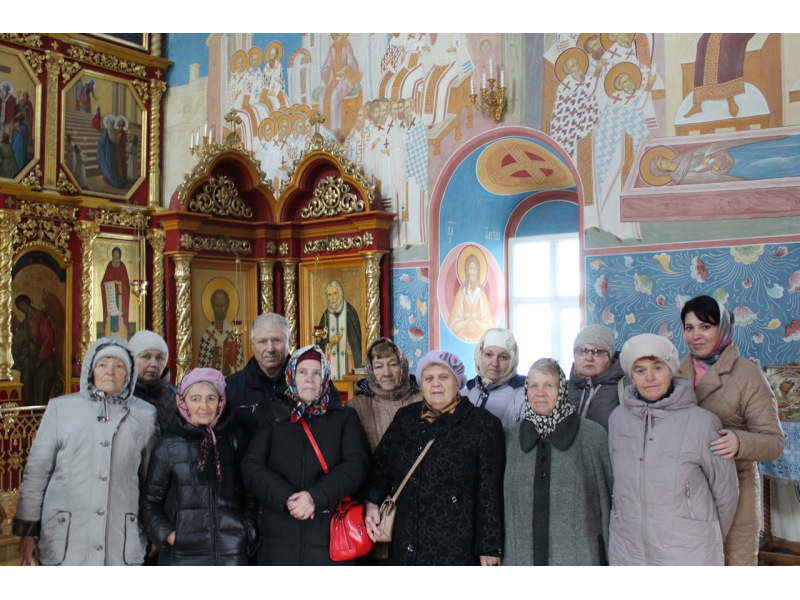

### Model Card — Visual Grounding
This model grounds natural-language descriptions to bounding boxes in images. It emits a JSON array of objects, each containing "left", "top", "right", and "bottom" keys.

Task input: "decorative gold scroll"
[
  {"left": 303, "top": 232, "right": 373, "bottom": 255},
  {"left": 282, "top": 260, "right": 299, "bottom": 353},
  {"left": 0, "top": 211, "right": 21, "bottom": 379},
  {"left": 14, "top": 218, "right": 73, "bottom": 262},
  {"left": 301, "top": 176, "right": 365, "bottom": 219},
  {"left": 18, "top": 201, "right": 77, "bottom": 221},
  {"left": 170, "top": 252, "right": 195, "bottom": 384},
  {"left": 179, "top": 233, "right": 252, "bottom": 255},
  {"left": 95, "top": 208, "right": 149, "bottom": 229},
  {"left": 258, "top": 259, "right": 276, "bottom": 314},
  {"left": 147, "top": 229, "right": 166, "bottom": 338},
  {"left": 187, "top": 175, "right": 253, "bottom": 219},
  {"left": 66, "top": 45, "right": 147, "bottom": 78},
  {"left": 74, "top": 220, "right": 100, "bottom": 363}
]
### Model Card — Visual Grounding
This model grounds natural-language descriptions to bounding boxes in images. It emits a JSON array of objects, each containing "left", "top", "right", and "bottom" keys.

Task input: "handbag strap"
[
  {"left": 390, "top": 438, "right": 434, "bottom": 502},
  {"left": 300, "top": 417, "right": 329, "bottom": 474}
]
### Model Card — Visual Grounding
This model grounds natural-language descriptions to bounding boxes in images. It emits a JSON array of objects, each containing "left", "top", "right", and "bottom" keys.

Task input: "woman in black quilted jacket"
[{"left": 140, "top": 367, "right": 256, "bottom": 565}]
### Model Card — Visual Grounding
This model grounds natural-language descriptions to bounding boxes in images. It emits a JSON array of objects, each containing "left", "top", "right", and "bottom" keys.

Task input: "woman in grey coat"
[
  {"left": 504, "top": 358, "right": 613, "bottom": 565},
  {"left": 608, "top": 334, "right": 739, "bottom": 566},
  {"left": 13, "top": 337, "right": 158, "bottom": 565}
]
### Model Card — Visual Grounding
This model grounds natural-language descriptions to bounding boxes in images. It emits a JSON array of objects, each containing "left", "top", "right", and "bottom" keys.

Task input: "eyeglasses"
[{"left": 575, "top": 347, "right": 608, "bottom": 357}]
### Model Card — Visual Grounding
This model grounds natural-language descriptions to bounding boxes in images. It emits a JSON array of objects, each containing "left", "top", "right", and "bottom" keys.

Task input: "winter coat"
[
  {"left": 140, "top": 409, "right": 257, "bottom": 565},
  {"left": 134, "top": 366, "right": 177, "bottom": 432},
  {"left": 348, "top": 377, "right": 423, "bottom": 452},
  {"left": 567, "top": 359, "right": 625, "bottom": 431},
  {"left": 504, "top": 414, "right": 613, "bottom": 565},
  {"left": 676, "top": 343, "right": 784, "bottom": 565},
  {"left": 362, "top": 399, "right": 505, "bottom": 566},
  {"left": 465, "top": 374, "right": 526, "bottom": 427},
  {"left": 12, "top": 338, "right": 158, "bottom": 565},
  {"left": 608, "top": 377, "right": 739, "bottom": 566},
  {"left": 241, "top": 394, "right": 370, "bottom": 565},
  {"left": 225, "top": 355, "right": 290, "bottom": 434}
]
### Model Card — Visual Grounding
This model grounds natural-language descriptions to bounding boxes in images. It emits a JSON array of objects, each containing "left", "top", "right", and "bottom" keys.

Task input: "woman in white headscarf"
[
  {"left": 676, "top": 295, "right": 784, "bottom": 565},
  {"left": 464, "top": 328, "right": 526, "bottom": 427}
]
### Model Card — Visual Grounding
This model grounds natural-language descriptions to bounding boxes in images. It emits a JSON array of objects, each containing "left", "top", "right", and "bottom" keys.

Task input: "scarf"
[
  {"left": 285, "top": 344, "right": 332, "bottom": 423},
  {"left": 690, "top": 301, "right": 734, "bottom": 383},
  {"left": 473, "top": 328, "right": 520, "bottom": 391},
  {"left": 522, "top": 362, "right": 576, "bottom": 438},
  {"left": 420, "top": 393, "right": 461, "bottom": 424},
  {"left": 362, "top": 337, "right": 415, "bottom": 400},
  {"left": 176, "top": 368, "right": 227, "bottom": 482}
]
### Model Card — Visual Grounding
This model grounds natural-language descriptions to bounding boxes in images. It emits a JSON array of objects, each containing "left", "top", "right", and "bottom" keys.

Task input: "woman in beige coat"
[{"left": 677, "top": 295, "right": 784, "bottom": 565}]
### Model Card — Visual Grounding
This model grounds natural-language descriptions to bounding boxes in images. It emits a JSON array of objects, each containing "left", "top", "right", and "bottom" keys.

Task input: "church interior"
[{"left": 0, "top": 32, "right": 799, "bottom": 565}]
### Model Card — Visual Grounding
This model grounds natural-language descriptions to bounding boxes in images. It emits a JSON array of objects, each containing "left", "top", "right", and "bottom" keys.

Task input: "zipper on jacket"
[
  {"left": 685, "top": 482, "right": 696, "bottom": 520},
  {"left": 210, "top": 486, "right": 218, "bottom": 564}
]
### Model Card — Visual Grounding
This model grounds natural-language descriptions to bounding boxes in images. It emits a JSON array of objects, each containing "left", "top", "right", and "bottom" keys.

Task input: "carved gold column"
[
  {"left": 281, "top": 259, "right": 299, "bottom": 353},
  {"left": 362, "top": 252, "right": 384, "bottom": 349},
  {"left": 147, "top": 228, "right": 166, "bottom": 337},
  {"left": 75, "top": 220, "right": 100, "bottom": 364},
  {"left": 170, "top": 252, "right": 195, "bottom": 384},
  {"left": 0, "top": 210, "right": 21, "bottom": 379},
  {"left": 258, "top": 259, "right": 276, "bottom": 314},
  {"left": 148, "top": 80, "right": 167, "bottom": 207},
  {"left": 44, "top": 53, "right": 62, "bottom": 190}
]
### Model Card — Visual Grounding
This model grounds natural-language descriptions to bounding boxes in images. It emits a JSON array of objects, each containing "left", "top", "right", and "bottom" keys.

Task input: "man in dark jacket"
[
  {"left": 567, "top": 324, "right": 625, "bottom": 431},
  {"left": 225, "top": 313, "right": 292, "bottom": 434}
]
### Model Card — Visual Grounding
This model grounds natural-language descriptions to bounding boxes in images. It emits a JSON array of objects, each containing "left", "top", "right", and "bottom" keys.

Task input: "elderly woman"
[
  {"left": 140, "top": 367, "right": 256, "bottom": 565},
  {"left": 609, "top": 333, "right": 739, "bottom": 565},
  {"left": 363, "top": 350, "right": 505, "bottom": 565},
  {"left": 677, "top": 295, "right": 784, "bottom": 565},
  {"left": 241, "top": 345, "right": 369, "bottom": 565},
  {"left": 504, "top": 358, "right": 612, "bottom": 565},
  {"left": 464, "top": 328, "right": 526, "bottom": 427},
  {"left": 12, "top": 337, "right": 157, "bottom": 565},
  {"left": 129, "top": 329, "right": 176, "bottom": 431},
  {"left": 348, "top": 337, "right": 423, "bottom": 452}
]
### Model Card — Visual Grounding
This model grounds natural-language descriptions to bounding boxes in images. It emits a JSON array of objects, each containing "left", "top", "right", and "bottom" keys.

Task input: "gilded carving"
[
  {"left": 95, "top": 208, "right": 149, "bottom": 229},
  {"left": 258, "top": 259, "right": 275, "bottom": 314},
  {"left": 18, "top": 201, "right": 78, "bottom": 221},
  {"left": 66, "top": 45, "right": 147, "bottom": 78},
  {"left": 23, "top": 49, "right": 45, "bottom": 74},
  {"left": 146, "top": 229, "right": 166, "bottom": 338},
  {"left": 363, "top": 252, "right": 382, "bottom": 349},
  {"left": 278, "top": 242, "right": 289, "bottom": 257},
  {"left": 44, "top": 54, "right": 62, "bottom": 188},
  {"left": 43, "top": 50, "right": 80, "bottom": 83},
  {"left": 132, "top": 79, "right": 150, "bottom": 102},
  {"left": 0, "top": 34, "right": 43, "bottom": 47},
  {"left": 56, "top": 170, "right": 78, "bottom": 193},
  {"left": 148, "top": 80, "right": 166, "bottom": 207},
  {"left": 303, "top": 232, "right": 374, "bottom": 255},
  {"left": 0, "top": 210, "right": 21, "bottom": 380},
  {"left": 179, "top": 233, "right": 253, "bottom": 255},
  {"left": 266, "top": 241, "right": 277, "bottom": 255},
  {"left": 13, "top": 218, "right": 73, "bottom": 262},
  {"left": 20, "top": 165, "right": 43, "bottom": 190},
  {"left": 74, "top": 221, "right": 100, "bottom": 363},
  {"left": 187, "top": 175, "right": 253, "bottom": 219},
  {"left": 282, "top": 260, "right": 299, "bottom": 353},
  {"left": 301, "top": 176, "right": 364, "bottom": 219},
  {"left": 170, "top": 253, "right": 195, "bottom": 383}
]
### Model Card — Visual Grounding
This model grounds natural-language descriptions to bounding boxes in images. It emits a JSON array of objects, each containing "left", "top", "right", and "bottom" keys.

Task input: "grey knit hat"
[
  {"left": 128, "top": 329, "right": 169, "bottom": 363},
  {"left": 619, "top": 333, "right": 680, "bottom": 377},
  {"left": 574, "top": 324, "right": 616, "bottom": 359}
]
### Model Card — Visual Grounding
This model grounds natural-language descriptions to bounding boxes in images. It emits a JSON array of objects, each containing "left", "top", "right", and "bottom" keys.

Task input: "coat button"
[
  {"left": 97, "top": 509, "right": 105, "bottom": 516},
  {"left": 129, "top": 515, "right": 136, "bottom": 522},
  {"left": 406, "top": 544, "right": 415, "bottom": 553},
  {"left": 100, "top": 441, "right": 109, "bottom": 447},
  {"left": 451, "top": 496, "right": 458, "bottom": 503},
  {"left": 95, "top": 544, "right": 103, "bottom": 551},
  {"left": 99, "top": 475, "right": 108, "bottom": 481}
]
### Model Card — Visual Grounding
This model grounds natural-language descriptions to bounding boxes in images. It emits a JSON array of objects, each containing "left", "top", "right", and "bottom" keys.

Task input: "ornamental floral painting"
[
  {"left": 391, "top": 267, "right": 429, "bottom": 372},
  {"left": 584, "top": 242, "right": 800, "bottom": 366},
  {"left": 62, "top": 71, "right": 145, "bottom": 198}
]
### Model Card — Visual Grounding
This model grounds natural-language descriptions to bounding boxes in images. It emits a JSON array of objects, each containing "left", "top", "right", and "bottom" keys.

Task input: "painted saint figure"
[
  {"left": 447, "top": 247, "right": 495, "bottom": 343},
  {"left": 12, "top": 294, "right": 58, "bottom": 406},
  {"left": 197, "top": 288, "right": 244, "bottom": 376},
  {"left": 101, "top": 246, "right": 131, "bottom": 338},
  {"left": 317, "top": 280, "right": 363, "bottom": 380}
]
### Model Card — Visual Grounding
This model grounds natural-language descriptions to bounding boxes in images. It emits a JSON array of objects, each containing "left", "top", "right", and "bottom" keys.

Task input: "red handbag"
[{"left": 300, "top": 418, "right": 373, "bottom": 561}]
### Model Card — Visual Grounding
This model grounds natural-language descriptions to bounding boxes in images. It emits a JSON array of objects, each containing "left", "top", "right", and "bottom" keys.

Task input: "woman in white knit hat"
[
  {"left": 129, "top": 329, "right": 176, "bottom": 431},
  {"left": 608, "top": 333, "right": 739, "bottom": 565}
]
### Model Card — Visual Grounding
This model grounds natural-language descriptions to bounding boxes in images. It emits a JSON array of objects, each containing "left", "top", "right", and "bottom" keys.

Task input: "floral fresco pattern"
[
  {"left": 391, "top": 267, "right": 429, "bottom": 372},
  {"left": 585, "top": 242, "right": 800, "bottom": 367}
]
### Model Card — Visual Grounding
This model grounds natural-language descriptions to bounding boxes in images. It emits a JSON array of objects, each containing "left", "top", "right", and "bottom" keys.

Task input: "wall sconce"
[
  {"left": 189, "top": 122, "right": 215, "bottom": 158},
  {"left": 470, "top": 58, "right": 506, "bottom": 123}
]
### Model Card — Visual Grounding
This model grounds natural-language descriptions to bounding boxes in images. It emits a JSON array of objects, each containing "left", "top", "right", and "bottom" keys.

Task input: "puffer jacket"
[
  {"left": 608, "top": 377, "right": 739, "bottom": 566},
  {"left": 12, "top": 337, "right": 158, "bottom": 565},
  {"left": 140, "top": 408, "right": 257, "bottom": 565},
  {"left": 465, "top": 375, "right": 526, "bottom": 427},
  {"left": 241, "top": 394, "right": 370, "bottom": 566},
  {"left": 134, "top": 366, "right": 177, "bottom": 432},
  {"left": 225, "top": 355, "right": 290, "bottom": 435},
  {"left": 676, "top": 343, "right": 784, "bottom": 565},
  {"left": 567, "top": 359, "right": 625, "bottom": 431}
]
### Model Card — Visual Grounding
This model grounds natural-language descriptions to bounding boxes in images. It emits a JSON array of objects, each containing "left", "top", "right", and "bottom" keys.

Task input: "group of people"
[
  {"left": 12, "top": 294, "right": 784, "bottom": 566},
  {"left": 0, "top": 81, "right": 34, "bottom": 179}
]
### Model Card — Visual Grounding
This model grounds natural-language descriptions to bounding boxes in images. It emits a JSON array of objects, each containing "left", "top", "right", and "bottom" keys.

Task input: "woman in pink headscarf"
[{"left": 140, "top": 367, "right": 257, "bottom": 565}]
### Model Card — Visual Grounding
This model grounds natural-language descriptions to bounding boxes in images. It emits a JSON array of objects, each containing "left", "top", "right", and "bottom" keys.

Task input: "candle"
[
  {"left": 482, "top": 68, "right": 487, "bottom": 88},
  {"left": 489, "top": 57, "right": 494, "bottom": 79},
  {"left": 470, "top": 75, "right": 475, "bottom": 95},
  {"left": 204, "top": 122, "right": 208, "bottom": 136},
  {"left": 500, "top": 67, "right": 504, "bottom": 88}
]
